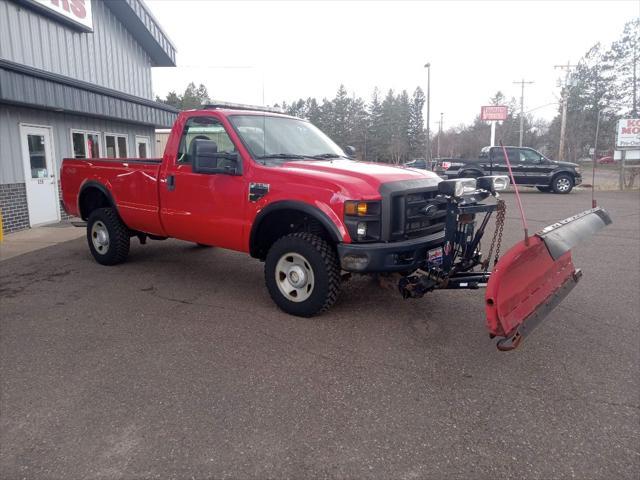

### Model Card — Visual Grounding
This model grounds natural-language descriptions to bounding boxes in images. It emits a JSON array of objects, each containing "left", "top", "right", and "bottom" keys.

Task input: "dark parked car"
[{"left": 439, "top": 146, "right": 582, "bottom": 193}]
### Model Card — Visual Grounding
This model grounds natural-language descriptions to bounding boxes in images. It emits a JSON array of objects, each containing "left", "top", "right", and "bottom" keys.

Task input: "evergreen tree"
[
  {"left": 157, "top": 83, "right": 211, "bottom": 110},
  {"left": 367, "top": 87, "right": 384, "bottom": 162},
  {"left": 606, "top": 18, "right": 639, "bottom": 116},
  {"left": 408, "top": 87, "right": 426, "bottom": 159}
]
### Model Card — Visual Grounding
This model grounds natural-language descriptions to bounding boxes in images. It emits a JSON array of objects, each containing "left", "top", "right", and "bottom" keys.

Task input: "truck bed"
[{"left": 61, "top": 157, "right": 166, "bottom": 236}]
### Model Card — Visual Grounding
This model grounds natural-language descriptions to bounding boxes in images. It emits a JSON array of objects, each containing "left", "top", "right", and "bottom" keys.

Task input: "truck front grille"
[{"left": 390, "top": 190, "right": 447, "bottom": 241}]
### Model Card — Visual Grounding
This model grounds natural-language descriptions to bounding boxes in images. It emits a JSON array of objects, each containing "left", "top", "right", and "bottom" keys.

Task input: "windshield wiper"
[
  {"left": 257, "top": 153, "right": 306, "bottom": 159},
  {"left": 308, "top": 153, "right": 345, "bottom": 159}
]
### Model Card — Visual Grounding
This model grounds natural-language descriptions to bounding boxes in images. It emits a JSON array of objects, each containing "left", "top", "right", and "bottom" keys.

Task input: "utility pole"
[
  {"left": 513, "top": 79, "right": 534, "bottom": 147},
  {"left": 437, "top": 112, "right": 443, "bottom": 158},
  {"left": 424, "top": 63, "right": 431, "bottom": 167},
  {"left": 554, "top": 61, "right": 578, "bottom": 160},
  {"left": 633, "top": 39, "right": 638, "bottom": 117}
]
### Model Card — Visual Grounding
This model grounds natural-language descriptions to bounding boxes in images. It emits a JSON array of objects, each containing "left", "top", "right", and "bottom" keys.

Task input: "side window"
[
  {"left": 521, "top": 149, "right": 542, "bottom": 163},
  {"left": 177, "top": 116, "right": 236, "bottom": 164},
  {"left": 71, "top": 130, "right": 101, "bottom": 158},
  {"left": 491, "top": 148, "right": 505, "bottom": 162},
  {"left": 506, "top": 148, "right": 520, "bottom": 163},
  {"left": 135, "top": 136, "right": 151, "bottom": 158},
  {"left": 105, "top": 134, "right": 129, "bottom": 158}
]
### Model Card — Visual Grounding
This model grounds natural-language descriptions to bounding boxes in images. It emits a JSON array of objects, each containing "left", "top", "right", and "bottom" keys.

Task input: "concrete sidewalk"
[{"left": 0, "top": 221, "right": 85, "bottom": 261}]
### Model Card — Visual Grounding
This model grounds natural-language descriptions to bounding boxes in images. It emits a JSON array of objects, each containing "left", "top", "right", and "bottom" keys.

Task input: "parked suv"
[{"left": 440, "top": 146, "right": 582, "bottom": 193}]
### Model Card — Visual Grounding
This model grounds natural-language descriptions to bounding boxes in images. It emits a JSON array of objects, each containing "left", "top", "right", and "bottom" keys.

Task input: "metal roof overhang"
[
  {"left": 0, "top": 60, "right": 179, "bottom": 128},
  {"left": 105, "top": 0, "right": 177, "bottom": 67}
]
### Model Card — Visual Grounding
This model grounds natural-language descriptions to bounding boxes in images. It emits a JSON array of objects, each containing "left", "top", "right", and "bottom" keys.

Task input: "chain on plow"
[{"left": 483, "top": 198, "right": 506, "bottom": 273}]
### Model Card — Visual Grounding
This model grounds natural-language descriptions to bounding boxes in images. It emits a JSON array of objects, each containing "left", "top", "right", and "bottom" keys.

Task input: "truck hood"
[{"left": 277, "top": 159, "right": 441, "bottom": 192}]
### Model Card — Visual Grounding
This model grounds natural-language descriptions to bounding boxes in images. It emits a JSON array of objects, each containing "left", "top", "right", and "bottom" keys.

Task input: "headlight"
[
  {"left": 344, "top": 200, "right": 381, "bottom": 242},
  {"left": 345, "top": 201, "right": 368, "bottom": 216},
  {"left": 438, "top": 178, "right": 477, "bottom": 197},
  {"left": 477, "top": 175, "right": 510, "bottom": 193}
]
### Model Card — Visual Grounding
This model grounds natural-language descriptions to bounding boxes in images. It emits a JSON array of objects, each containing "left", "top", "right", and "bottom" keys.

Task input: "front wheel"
[
  {"left": 87, "top": 207, "right": 130, "bottom": 265},
  {"left": 265, "top": 233, "right": 341, "bottom": 317},
  {"left": 552, "top": 174, "right": 574, "bottom": 194}
]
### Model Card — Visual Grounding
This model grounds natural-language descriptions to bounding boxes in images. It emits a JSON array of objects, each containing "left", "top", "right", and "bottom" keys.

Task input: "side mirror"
[
  {"left": 191, "top": 139, "right": 239, "bottom": 175},
  {"left": 344, "top": 145, "right": 356, "bottom": 158}
]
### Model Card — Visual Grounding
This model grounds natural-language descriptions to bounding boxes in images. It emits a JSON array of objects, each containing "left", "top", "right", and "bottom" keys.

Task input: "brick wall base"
[
  {"left": 58, "top": 180, "right": 71, "bottom": 221},
  {"left": 1, "top": 183, "right": 30, "bottom": 234}
]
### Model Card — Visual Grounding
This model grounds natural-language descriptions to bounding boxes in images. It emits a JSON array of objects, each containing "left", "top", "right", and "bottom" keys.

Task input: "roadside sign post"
[
  {"left": 490, "top": 121, "right": 496, "bottom": 147},
  {"left": 616, "top": 118, "right": 640, "bottom": 190},
  {"left": 481, "top": 106, "right": 508, "bottom": 147}
]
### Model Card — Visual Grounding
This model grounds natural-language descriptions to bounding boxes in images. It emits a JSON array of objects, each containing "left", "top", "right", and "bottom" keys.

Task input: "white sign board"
[
  {"left": 23, "top": 0, "right": 93, "bottom": 31},
  {"left": 616, "top": 118, "right": 640, "bottom": 148}
]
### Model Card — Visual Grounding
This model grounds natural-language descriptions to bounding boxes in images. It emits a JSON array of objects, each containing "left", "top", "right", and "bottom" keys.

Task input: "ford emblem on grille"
[{"left": 419, "top": 204, "right": 438, "bottom": 216}]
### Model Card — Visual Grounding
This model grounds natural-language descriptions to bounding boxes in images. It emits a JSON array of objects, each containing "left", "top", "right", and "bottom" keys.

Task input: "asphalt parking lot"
[{"left": 1, "top": 189, "right": 638, "bottom": 479}]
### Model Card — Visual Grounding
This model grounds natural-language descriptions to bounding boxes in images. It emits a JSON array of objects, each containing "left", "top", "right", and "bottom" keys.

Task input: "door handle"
[{"left": 167, "top": 175, "right": 175, "bottom": 191}]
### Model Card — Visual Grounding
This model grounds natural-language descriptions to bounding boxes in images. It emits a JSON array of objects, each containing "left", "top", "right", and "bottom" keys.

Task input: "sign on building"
[
  {"left": 616, "top": 118, "right": 640, "bottom": 148},
  {"left": 20, "top": 0, "right": 93, "bottom": 31},
  {"left": 480, "top": 106, "right": 508, "bottom": 121}
]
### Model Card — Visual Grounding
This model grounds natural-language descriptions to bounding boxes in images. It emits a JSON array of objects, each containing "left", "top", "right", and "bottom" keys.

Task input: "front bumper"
[
  {"left": 574, "top": 174, "right": 582, "bottom": 186},
  {"left": 337, "top": 230, "right": 445, "bottom": 273}
]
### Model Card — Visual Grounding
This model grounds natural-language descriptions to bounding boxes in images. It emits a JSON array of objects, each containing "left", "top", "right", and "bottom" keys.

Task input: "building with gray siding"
[{"left": 0, "top": 0, "right": 178, "bottom": 233}]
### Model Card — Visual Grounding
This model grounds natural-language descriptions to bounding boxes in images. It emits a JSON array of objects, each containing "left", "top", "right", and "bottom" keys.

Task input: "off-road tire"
[
  {"left": 265, "top": 232, "right": 341, "bottom": 317},
  {"left": 536, "top": 186, "right": 552, "bottom": 192},
  {"left": 551, "top": 173, "right": 574, "bottom": 194},
  {"left": 87, "top": 207, "right": 130, "bottom": 266}
]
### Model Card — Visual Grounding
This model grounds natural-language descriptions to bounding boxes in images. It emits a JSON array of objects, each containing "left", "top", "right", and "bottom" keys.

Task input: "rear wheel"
[
  {"left": 87, "top": 207, "right": 130, "bottom": 265},
  {"left": 265, "top": 232, "right": 340, "bottom": 317},
  {"left": 536, "top": 186, "right": 552, "bottom": 192},
  {"left": 552, "top": 174, "right": 574, "bottom": 194}
]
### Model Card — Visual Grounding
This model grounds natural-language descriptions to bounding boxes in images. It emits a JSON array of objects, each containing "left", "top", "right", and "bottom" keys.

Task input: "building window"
[
  {"left": 71, "top": 130, "right": 102, "bottom": 158},
  {"left": 135, "top": 136, "right": 151, "bottom": 158},
  {"left": 105, "top": 134, "right": 129, "bottom": 158}
]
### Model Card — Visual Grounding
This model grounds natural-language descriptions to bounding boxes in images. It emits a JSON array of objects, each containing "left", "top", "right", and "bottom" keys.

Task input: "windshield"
[{"left": 229, "top": 115, "right": 345, "bottom": 161}]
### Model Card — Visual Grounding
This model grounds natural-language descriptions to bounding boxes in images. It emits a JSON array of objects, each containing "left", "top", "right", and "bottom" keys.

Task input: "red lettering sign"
[
  {"left": 70, "top": 0, "right": 86, "bottom": 18},
  {"left": 31, "top": 0, "right": 92, "bottom": 30},
  {"left": 481, "top": 106, "right": 508, "bottom": 121}
]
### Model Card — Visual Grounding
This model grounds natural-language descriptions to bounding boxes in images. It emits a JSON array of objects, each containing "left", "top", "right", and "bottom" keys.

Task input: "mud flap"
[{"left": 485, "top": 207, "right": 611, "bottom": 351}]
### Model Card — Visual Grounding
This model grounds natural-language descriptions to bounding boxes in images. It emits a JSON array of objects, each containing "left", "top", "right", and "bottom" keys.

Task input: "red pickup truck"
[{"left": 61, "top": 103, "right": 610, "bottom": 350}]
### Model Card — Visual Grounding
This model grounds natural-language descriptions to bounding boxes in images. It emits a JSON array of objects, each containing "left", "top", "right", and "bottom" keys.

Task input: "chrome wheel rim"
[
  {"left": 91, "top": 221, "right": 110, "bottom": 254},
  {"left": 275, "top": 252, "right": 315, "bottom": 302},
  {"left": 556, "top": 178, "right": 571, "bottom": 192}
]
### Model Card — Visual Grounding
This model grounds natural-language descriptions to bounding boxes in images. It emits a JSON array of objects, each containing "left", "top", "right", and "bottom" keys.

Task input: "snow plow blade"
[{"left": 485, "top": 207, "right": 611, "bottom": 351}]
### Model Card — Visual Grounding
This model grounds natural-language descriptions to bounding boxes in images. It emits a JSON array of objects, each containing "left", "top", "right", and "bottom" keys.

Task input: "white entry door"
[{"left": 20, "top": 125, "right": 60, "bottom": 226}]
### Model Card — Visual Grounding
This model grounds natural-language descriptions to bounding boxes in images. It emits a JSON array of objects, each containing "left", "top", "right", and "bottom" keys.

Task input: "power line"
[{"left": 512, "top": 79, "right": 534, "bottom": 147}]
